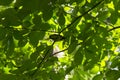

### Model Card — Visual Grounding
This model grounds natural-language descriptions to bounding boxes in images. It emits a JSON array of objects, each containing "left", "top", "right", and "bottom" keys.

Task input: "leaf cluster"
[{"left": 0, "top": 0, "right": 120, "bottom": 80}]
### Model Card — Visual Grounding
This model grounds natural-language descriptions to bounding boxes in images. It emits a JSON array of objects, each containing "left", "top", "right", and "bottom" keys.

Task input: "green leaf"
[
  {"left": 0, "top": 0, "right": 120, "bottom": 80},
  {"left": 13, "top": 30, "right": 24, "bottom": 40},
  {"left": 71, "top": 68, "right": 86, "bottom": 80},
  {"left": 65, "top": 66, "right": 74, "bottom": 74},
  {"left": 18, "top": 38, "right": 27, "bottom": 47},
  {"left": 0, "top": 0, "right": 13, "bottom": 6},
  {"left": 42, "top": 6, "right": 53, "bottom": 21},
  {"left": 113, "top": 0, "right": 120, "bottom": 10},
  {"left": 110, "top": 57, "right": 120, "bottom": 68},
  {"left": 58, "top": 14, "right": 65, "bottom": 26},
  {"left": 22, "top": 59, "right": 37, "bottom": 70},
  {"left": 29, "top": 31, "right": 45, "bottom": 46},
  {"left": 68, "top": 42, "right": 77, "bottom": 54},
  {"left": 106, "top": 70, "right": 120, "bottom": 80},
  {"left": 74, "top": 49, "right": 83, "bottom": 66},
  {"left": 36, "top": 43, "right": 47, "bottom": 52},
  {"left": 68, "top": 36, "right": 78, "bottom": 54},
  {"left": 22, "top": 21, "right": 32, "bottom": 28},
  {"left": 83, "top": 58, "right": 98, "bottom": 71},
  {"left": 30, "top": 52, "right": 40, "bottom": 61},
  {"left": 43, "top": 57, "right": 58, "bottom": 68},
  {"left": 58, "top": 0, "right": 66, "bottom": 4},
  {"left": 78, "top": 27, "right": 94, "bottom": 41},
  {"left": 49, "top": 71, "right": 62, "bottom": 80},
  {"left": 30, "top": 44, "right": 46, "bottom": 60},
  {"left": 93, "top": 74, "right": 103, "bottom": 80},
  {"left": 105, "top": 0, "right": 111, "bottom": 3},
  {"left": 33, "top": 16, "right": 51, "bottom": 30},
  {"left": 1, "top": 8, "right": 21, "bottom": 26},
  {"left": 18, "top": 0, "right": 41, "bottom": 12},
  {"left": 12, "top": 60, "right": 37, "bottom": 74},
  {"left": 98, "top": 10, "right": 110, "bottom": 22},
  {"left": 110, "top": 11, "right": 119, "bottom": 24},
  {"left": 0, "top": 74, "right": 16, "bottom": 80},
  {"left": 0, "top": 28, "right": 6, "bottom": 40},
  {"left": 6, "top": 35, "right": 15, "bottom": 57},
  {"left": 14, "top": 0, "right": 23, "bottom": 8},
  {"left": 40, "top": 23, "right": 51, "bottom": 30},
  {"left": 17, "top": 8, "right": 31, "bottom": 20},
  {"left": 71, "top": 6, "right": 79, "bottom": 17},
  {"left": 32, "top": 14, "right": 42, "bottom": 26}
]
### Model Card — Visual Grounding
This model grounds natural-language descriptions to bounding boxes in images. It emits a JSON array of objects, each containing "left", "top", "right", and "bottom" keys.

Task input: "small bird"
[{"left": 49, "top": 34, "right": 65, "bottom": 41}]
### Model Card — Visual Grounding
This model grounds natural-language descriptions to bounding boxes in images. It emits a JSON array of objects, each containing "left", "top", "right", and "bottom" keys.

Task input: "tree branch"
[
  {"left": 52, "top": 42, "right": 83, "bottom": 56},
  {"left": 52, "top": 48, "right": 68, "bottom": 56},
  {"left": 59, "top": 0, "right": 104, "bottom": 34},
  {"left": 53, "top": 26, "right": 120, "bottom": 56},
  {"left": 108, "top": 26, "right": 120, "bottom": 32},
  {"left": 31, "top": 42, "right": 55, "bottom": 76}
]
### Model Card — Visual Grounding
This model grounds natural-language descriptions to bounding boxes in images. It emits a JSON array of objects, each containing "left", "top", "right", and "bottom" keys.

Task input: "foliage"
[{"left": 0, "top": 0, "right": 120, "bottom": 80}]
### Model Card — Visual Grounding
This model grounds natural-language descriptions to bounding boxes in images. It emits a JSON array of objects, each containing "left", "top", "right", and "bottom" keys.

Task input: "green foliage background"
[{"left": 0, "top": 0, "right": 120, "bottom": 80}]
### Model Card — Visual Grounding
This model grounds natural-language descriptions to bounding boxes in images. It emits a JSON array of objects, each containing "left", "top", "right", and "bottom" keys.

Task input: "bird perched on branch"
[{"left": 49, "top": 34, "right": 65, "bottom": 41}]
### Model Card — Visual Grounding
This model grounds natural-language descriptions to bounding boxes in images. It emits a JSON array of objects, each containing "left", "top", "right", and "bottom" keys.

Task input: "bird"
[{"left": 49, "top": 34, "right": 65, "bottom": 42}]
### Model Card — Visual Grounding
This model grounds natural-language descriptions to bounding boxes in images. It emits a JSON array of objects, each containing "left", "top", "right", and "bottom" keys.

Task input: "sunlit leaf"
[{"left": 0, "top": 0, "right": 120, "bottom": 80}]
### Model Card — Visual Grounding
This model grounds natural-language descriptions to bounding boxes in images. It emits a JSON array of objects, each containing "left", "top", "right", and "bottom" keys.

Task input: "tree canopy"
[{"left": 0, "top": 0, "right": 120, "bottom": 80}]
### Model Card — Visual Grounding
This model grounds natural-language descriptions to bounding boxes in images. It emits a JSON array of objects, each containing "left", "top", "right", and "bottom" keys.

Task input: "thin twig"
[
  {"left": 52, "top": 42, "right": 83, "bottom": 56},
  {"left": 108, "top": 26, "right": 120, "bottom": 32},
  {"left": 30, "top": 0, "right": 104, "bottom": 76},
  {"left": 52, "top": 26, "right": 120, "bottom": 56},
  {"left": 31, "top": 42, "right": 55, "bottom": 76},
  {"left": 52, "top": 48, "right": 68, "bottom": 56},
  {"left": 59, "top": 0, "right": 104, "bottom": 34}
]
